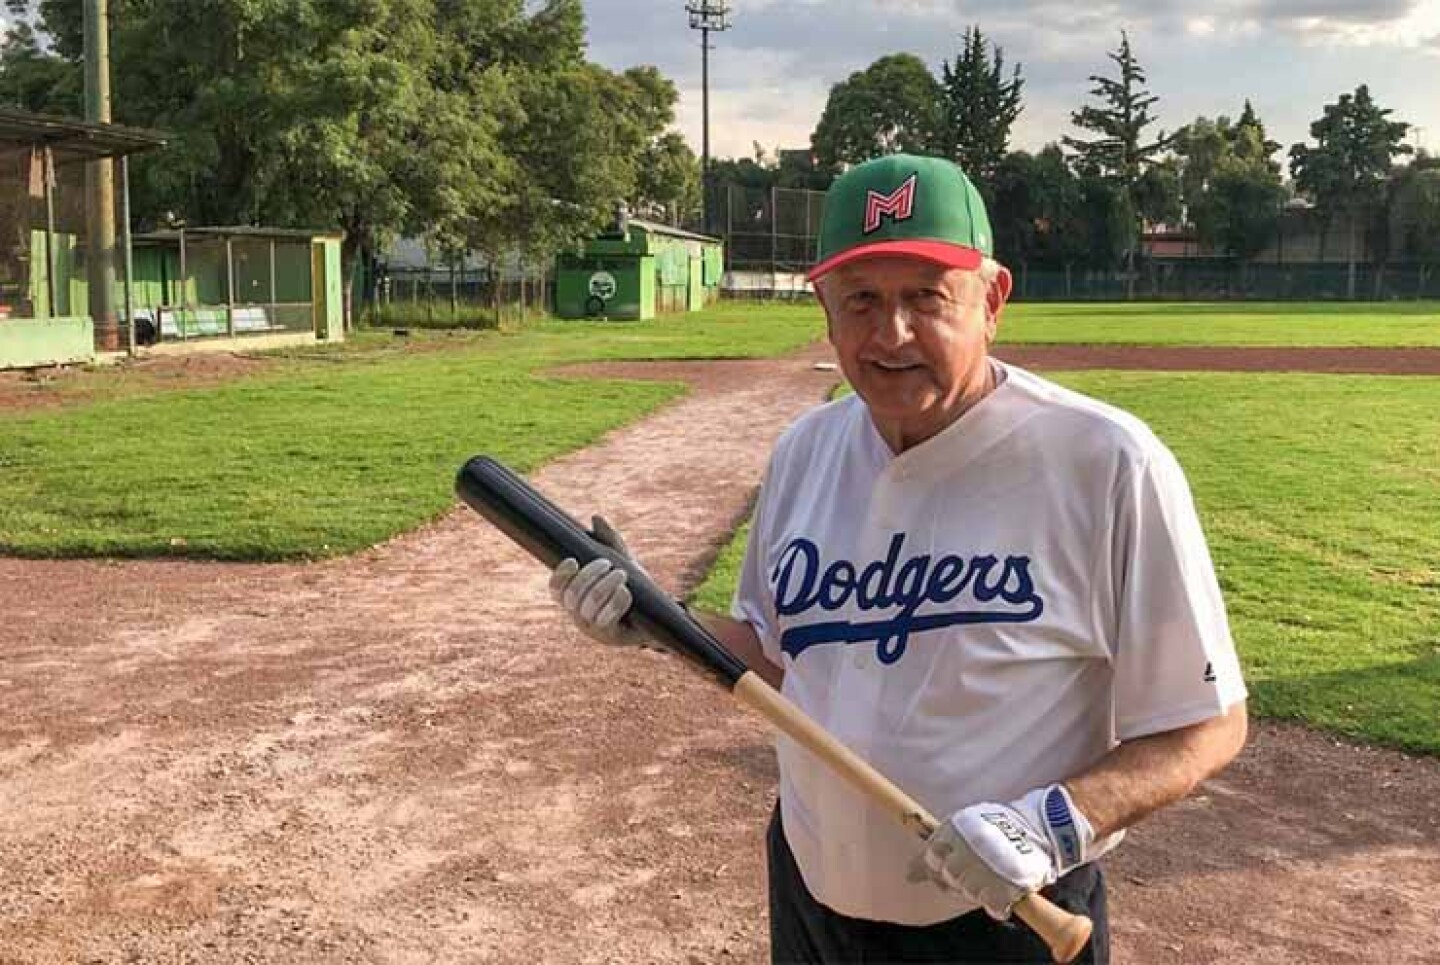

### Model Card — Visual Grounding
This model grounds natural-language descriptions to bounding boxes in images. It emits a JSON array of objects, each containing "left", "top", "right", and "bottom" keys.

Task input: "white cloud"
[{"left": 1283, "top": 1, "right": 1440, "bottom": 45}]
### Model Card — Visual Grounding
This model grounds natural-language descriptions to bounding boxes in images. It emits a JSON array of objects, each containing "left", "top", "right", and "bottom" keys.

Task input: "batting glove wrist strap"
[{"left": 1013, "top": 783, "right": 1096, "bottom": 877}]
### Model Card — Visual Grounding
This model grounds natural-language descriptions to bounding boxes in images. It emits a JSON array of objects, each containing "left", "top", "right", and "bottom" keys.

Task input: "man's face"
[{"left": 817, "top": 255, "right": 1011, "bottom": 449}]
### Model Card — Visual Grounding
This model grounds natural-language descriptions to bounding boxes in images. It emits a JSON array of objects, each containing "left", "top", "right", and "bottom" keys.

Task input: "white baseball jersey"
[{"left": 732, "top": 361, "right": 1246, "bottom": 926}]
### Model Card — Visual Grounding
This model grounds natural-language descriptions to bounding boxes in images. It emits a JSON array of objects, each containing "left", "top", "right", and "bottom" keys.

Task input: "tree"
[
  {"left": 25, "top": 0, "right": 503, "bottom": 302},
  {"left": 1077, "top": 174, "right": 1135, "bottom": 270},
  {"left": 989, "top": 145, "right": 1086, "bottom": 271},
  {"left": 1174, "top": 106, "right": 1285, "bottom": 262},
  {"left": 1133, "top": 160, "right": 1182, "bottom": 226},
  {"left": 1064, "top": 32, "right": 1174, "bottom": 194},
  {"left": 1064, "top": 32, "right": 1175, "bottom": 289},
  {"left": 811, "top": 53, "right": 943, "bottom": 170},
  {"left": 1289, "top": 84, "right": 1411, "bottom": 290},
  {"left": 1234, "top": 100, "right": 1282, "bottom": 170},
  {"left": 634, "top": 131, "right": 700, "bottom": 225},
  {"left": 1389, "top": 156, "right": 1440, "bottom": 282},
  {"left": 937, "top": 26, "right": 1023, "bottom": 184},
  {"left": 1191, "top": 161, "right": 1285, "bottom": 264},
  {"left": 23, "top": 0, "right": 680, "bottom": 312},
  {"left": 0, "top": 17, "right": 81, "bottom": 114},
  {"left": 1172, "top": 116, "right": 1226, "bottom": 212}
]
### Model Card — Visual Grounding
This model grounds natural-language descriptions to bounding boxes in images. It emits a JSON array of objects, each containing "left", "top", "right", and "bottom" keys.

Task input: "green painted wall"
[
  {"left": 554, "top": 226, "right": 723, "bottom": 320},
  {"left": 3, "top": 230, "right": 343, "bottom": 368},
  {"left": 555, "top": 253, "right": 649, "bottom": 319},
  {"left": 637, "top": 255, "right": 656, "bottom": 319},
  {"left": 688, "top": 256, "right": 705, "bottom": 310},
  {"left": 0, "top": 316, "right": 92, "bottom": 368},
  {"left": 320, "top": 237, "right": 343, "bottom": 340}
]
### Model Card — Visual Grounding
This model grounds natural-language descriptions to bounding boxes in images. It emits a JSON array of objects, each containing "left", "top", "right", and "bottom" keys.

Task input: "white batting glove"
[
  {"left": 917, "top": 784, "right": 1097, "bottom": 920},
  {"left": 548, "top": 515, "right": 648, "bottom": 648}
]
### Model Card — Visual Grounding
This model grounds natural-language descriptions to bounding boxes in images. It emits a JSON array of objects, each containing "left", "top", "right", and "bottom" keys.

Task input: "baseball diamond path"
[{"left": 1, "top": 341, "right": 1437, "bottom": 964}]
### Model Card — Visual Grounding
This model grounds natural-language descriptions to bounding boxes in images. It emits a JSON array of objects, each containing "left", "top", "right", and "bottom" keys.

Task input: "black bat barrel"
[{"left": 455, "top": 456, "right": 749, "bottom": 689}]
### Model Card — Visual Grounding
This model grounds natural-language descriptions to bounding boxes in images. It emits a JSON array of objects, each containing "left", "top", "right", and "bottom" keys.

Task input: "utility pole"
[
  {"left": 85, "top": 0, "right": 119, "bottom": 351},
  {"left": 686, "top": 1, "right": 731, "bottom": 236}
]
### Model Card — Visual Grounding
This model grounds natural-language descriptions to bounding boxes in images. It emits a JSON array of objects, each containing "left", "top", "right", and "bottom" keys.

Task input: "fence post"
[
  {"left": 41, "top": 147, "right": 57, "bottom": 319},
  {"left": 178, "top": 226, "right": 189, "bottom": 340},
  {"left": 726, "top": 183, "right": 733, "bottom": 245},
  {"left": 225, "top": 235, "right": 236, "bottom": 337},
  {"left": 770, "top": 186, "right": 778, "bottom": 269},
  {"left": 806, "top": 191, "right": 813, "bottom": 263},
  {"left": 1346, "top": 219, "right": 1358, "bottom": 300},
  {"left": 120, "top": 154, "right": 135, "bottom": 355}
]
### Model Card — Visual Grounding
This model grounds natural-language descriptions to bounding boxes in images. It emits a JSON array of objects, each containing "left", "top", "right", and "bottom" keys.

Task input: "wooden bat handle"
[{"left": 733, "top": 672, "right": 1094, "bottom": 965}]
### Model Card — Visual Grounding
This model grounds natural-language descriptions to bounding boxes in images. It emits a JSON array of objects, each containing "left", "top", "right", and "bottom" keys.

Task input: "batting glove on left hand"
[
  {"left": 548, "top": 515, "right": 648, "bottom": 649},
  {"left": 914, "top": 784, "right": 1097, "bottom": 920}
]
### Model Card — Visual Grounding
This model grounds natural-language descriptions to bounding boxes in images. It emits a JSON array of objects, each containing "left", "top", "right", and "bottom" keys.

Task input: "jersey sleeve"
[
  {"left": 1101, "top": 442, "right": 1247, "bottom": 741},
  {"left": 730, "top": 462, "right": 784, "bottom": 669}
]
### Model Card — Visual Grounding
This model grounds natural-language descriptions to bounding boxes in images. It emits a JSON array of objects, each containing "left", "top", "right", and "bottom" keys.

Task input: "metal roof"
[
  {"left": 602, "top": 218, "right": 720, "bottom": 244},
  {"left": 0, "top": 107, "right": 167, "bottom": 159},
  {"left": 134, "top": 226, "right": 345, "bottom": 243}
]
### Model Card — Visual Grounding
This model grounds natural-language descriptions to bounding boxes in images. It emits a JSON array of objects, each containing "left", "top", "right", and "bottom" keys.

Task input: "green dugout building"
[
  {"left": 0, "top": 109, "right": 346, "bottom": 370},
  {"left": 554, "top": 218, "right": 723, "bottom": 320},
  {"left": 0, "top": 109, "right": 165, "bottom": 369}
]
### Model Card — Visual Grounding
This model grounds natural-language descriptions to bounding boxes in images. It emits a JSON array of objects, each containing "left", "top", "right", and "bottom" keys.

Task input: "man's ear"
[{"left": 985, "top": 267, "right": 1014, "bottom": 341}]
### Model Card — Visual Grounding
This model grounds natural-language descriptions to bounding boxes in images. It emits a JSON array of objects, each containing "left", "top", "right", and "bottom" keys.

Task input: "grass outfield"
[
  {"left": 617, "top": 300, "right": 1440, "bottom": 347},
  {"left": 999, "top": 301, "right": 1440, "bottom": 346},
  {"left": 654, "top": 300, "right": 1440, "bottom": 347},
  {"left": 0, "top": 304, "right": 823, "bottom": 560},
  {"left": 690, "top": 372, "right": 1440, "bottom": 755}
]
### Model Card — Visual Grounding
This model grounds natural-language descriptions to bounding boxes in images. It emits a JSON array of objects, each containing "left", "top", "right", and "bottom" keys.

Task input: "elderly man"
[{"left": 550, "top": 154, "right": 1248, "bottom": 964}]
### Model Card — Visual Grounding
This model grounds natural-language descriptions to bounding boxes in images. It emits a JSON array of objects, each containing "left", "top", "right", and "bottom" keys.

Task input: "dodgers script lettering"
[{"left": 772, "top": 533, "right": 1044, "bottom": 664}]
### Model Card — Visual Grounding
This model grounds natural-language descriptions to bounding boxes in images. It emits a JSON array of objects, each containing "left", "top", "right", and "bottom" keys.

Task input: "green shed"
[
  {"left": 129, "top": 226, "right": 345, "bottom": 345},
  {"left": 0, "top": 108, "right": 165, "bottom": 370},
  {"left": 554, "top": 218, "right": 722, "bottom": 320}
]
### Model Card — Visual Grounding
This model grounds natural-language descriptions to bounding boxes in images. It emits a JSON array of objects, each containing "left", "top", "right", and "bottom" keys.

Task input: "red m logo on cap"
[{"left": 863, "top": 174, "right": 918, "bottom": 234}]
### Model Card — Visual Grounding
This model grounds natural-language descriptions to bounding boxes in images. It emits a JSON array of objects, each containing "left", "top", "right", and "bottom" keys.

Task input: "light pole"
[
  {"left": 84, "top": 0, "right": 118, "bottom": 351},
  {"left": 686, "top": 1, "right": 731, "bottom": 236}
]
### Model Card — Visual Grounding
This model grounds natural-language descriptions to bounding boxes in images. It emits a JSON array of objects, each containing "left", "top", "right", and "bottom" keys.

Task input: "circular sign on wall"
[{"left": 588, "top": 271, "right": 618, "bottom": 300}]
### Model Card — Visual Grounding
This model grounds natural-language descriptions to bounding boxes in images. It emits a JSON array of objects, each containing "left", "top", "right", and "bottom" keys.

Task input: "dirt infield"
[
  {"left": 2, "top": 341, "right": 1439, "bottom": 964},
  {"left": 994, "top": 344, "right": 1440, "bottom": 375}
]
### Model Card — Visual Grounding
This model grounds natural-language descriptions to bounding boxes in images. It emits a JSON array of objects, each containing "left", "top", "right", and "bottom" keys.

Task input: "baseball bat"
[{"left": 455, "top": 455, "right": 1094, "bottom": 964}]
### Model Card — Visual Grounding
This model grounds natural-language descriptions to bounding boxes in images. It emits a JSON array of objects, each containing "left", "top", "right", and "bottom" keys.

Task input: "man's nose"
[{"left": 871, "top": 302, "right": 915, "bottom": 348}]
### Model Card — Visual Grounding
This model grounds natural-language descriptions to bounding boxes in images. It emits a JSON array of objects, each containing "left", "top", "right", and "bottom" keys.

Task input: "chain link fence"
[
  {"left": 714, "top": 182, "right": 1440, "bottom": 301},
  {"left": 1014, "top": 260, "right": 1440, "bottom": 301},
  {"left": 721, "top": 184, "right": 825, "bottom": 271},
  {"left": 368, "top": 265, "right": 553, "bottom": 328}
]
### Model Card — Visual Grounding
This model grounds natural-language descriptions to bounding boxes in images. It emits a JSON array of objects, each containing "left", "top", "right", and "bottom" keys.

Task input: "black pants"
[{"left": 768, "top": 806, "right": 1109, "bottom": 965}]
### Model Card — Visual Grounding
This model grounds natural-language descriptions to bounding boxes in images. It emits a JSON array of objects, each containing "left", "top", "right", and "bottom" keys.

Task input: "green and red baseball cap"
[{"left": 808, "top": 153, "right": 993, "bottom": 281}]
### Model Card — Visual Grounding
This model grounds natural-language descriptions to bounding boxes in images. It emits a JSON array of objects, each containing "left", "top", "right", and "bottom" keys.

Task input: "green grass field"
[
  {"left": 5, "top": 299, "right": 1439, "bottom": 752},
  {"left": 690, "top": 369, "right": 1440, "bottom": 754},
  {"left": 0, "top": 304, "right": 822, "bottom": 560},
  {"left": 998, "top": 301, "right": 1440, "bottom": 346}
]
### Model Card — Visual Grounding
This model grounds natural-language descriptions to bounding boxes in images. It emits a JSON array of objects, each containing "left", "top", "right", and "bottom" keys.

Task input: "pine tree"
[
  {"left": 1063, "top": 32, "right": 1176, "bottom": 284},
  {"left": 938, "top": 26, "right": 1023, "bottom": 184},
  {"left": 1063, "top": 32, "right": 1173, "bottom": 188}
]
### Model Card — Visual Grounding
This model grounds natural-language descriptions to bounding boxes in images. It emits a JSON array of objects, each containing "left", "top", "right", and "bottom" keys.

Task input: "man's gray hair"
[{"left": 979, "top": 257, "right": 1005, "bottom": 286}]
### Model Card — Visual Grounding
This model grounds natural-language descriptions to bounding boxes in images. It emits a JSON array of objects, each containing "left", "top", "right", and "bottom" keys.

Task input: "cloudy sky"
[{"left": 584, "top": 0, "right": 1440, "bottom": 166}]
